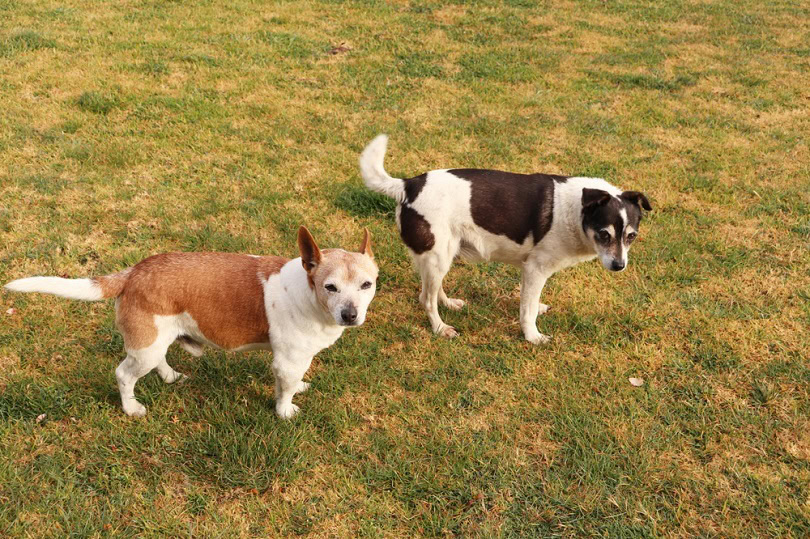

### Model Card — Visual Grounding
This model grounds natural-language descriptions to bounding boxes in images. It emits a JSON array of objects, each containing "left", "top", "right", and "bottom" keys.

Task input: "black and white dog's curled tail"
[{"left": 359, "top": 134, "right": 406, "bottom": 204}]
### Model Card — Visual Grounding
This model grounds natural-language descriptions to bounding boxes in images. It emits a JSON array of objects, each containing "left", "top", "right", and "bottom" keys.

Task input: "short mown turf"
[{"left": 1, "top": 0, "right": 808, "bottom": 535}]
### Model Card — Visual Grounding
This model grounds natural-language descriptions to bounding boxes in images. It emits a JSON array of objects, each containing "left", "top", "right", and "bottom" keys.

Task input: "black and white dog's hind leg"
[
  {"left": 439, "top": 288, "right": 465, "bottom": 311},
  {"left": 412, "top": 244, "right": 459, "bottom": 338}
]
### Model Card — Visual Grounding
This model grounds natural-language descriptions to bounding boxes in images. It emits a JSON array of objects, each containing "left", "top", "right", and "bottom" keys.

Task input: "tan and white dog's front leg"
[
  {"left": 520, "top": 262, "right": 552, "bottom": 345},
  {"left": 272, "top": 354, "right": 313, "bottom": 419}
]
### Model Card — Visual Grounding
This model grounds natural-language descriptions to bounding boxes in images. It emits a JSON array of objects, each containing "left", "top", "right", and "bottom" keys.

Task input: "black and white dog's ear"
[
  {"left": 581, "top": 188, "right": 612, "bottom": 209},
  {"left": 620, "top": 191, "right": 652, "bottom": 211}
]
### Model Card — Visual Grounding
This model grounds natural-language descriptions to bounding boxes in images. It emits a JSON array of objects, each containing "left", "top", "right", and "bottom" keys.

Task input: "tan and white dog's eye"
[
  {"left": 325, "top": 284, "right": 338, "bottom": 292},
  {"left": 360, "top": 281, "right": 372, "bottom": 290}
]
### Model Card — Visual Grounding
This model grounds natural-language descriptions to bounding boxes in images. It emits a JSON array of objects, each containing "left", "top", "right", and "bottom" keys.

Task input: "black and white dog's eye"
[
  {"left": 325, "top": 284, "right": 338, "bottom": 292},
  {"left": 627, "top": 232, "right": 637, "bottom": 242},
  {"left": 360, "top": 281, "right": 372, "bottom": 290},
  {"left": 597, "top": 231, "right": 611, "bottom": 242}
]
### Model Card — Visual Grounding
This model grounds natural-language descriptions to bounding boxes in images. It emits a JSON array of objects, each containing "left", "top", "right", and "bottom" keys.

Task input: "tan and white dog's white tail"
[
  {"left": 359, "top": 134, "right": 406, "bottom": 203},
  {"left": 4, "top": 269, "right": 130, "bottom": 301}
]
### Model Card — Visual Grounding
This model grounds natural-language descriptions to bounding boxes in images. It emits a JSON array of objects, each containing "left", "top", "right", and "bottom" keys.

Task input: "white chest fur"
[{"left": 264, "top": 262, "right": 345, "bottom": 357}]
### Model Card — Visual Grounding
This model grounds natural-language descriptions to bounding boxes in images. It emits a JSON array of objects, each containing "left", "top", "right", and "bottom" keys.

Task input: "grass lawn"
[{"left": 1, "top": 0, "right": 809, "bottom": 535}]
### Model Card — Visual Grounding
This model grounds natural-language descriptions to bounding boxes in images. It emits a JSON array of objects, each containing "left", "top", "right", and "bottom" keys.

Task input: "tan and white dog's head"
[{"left": 297, "top": 226, "right": 379, "bottom": 327}]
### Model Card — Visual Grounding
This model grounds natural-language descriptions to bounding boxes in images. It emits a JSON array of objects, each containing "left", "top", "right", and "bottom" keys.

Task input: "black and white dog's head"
[{"left": 581, "top": 189, "right": 652, "bottom": 272}]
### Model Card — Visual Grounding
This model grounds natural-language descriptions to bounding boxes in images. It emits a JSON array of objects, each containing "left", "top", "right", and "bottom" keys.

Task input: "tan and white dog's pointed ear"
[
  {"left": 298, "top": 226, "right": 322, "bottom": 272},
  {"left": 359, "top": 228, "right": 374, "bottom": 259}
]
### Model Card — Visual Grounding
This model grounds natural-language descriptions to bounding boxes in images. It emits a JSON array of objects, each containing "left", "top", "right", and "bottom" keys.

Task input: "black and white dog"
[{"left": 359, "top": 134, "right": 652, "bottom": 344}]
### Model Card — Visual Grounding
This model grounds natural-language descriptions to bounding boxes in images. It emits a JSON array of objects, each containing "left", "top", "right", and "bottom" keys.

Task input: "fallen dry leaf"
[
  {"left": 6, "top": 308, "right": 16, "bottom": 315},
  {"left": 629, "top": 377, "right": 645, "bottom": 387},
  {"left": 36, "top": 413, "right": 47, "bottom": 423},
  {"left": 328, "top": 42, "right": 352, "bottom": 55}
]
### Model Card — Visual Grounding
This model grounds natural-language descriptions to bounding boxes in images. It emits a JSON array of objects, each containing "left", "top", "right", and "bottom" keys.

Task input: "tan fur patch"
[
  {"left": 112, "top": 253, "right": 287, "bottom": 350},
  {"left": 309, "top": 249, "right": 379, "bottom": 309},
  {"left": 320, "top": 249, "right": 378, "bottom": 283},
  {"left": 93, "top": 268, "right": 132, "bottom": 299}
]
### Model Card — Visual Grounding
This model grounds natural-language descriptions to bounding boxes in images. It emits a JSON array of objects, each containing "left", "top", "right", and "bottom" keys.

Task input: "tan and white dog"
[{"left": 4, "top": 227, "right": 378, "bottom": 419}]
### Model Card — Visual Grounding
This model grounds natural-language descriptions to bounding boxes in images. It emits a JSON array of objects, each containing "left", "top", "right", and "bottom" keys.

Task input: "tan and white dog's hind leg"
[
  {"left": 116, "top": 344, "right": 173, "bottom": 417},
  {"left": 115, "top": 315, "right": 180, "bottom": 417},
  {"left": 156, "top": 356, "right": 187, "bottom": 384},
  {"left": 176, "top": 336, "right": 205, "bottom": 358}
]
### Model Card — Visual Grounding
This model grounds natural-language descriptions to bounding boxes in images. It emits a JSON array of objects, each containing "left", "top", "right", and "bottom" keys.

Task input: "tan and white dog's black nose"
[{"left": 341, "top": 305, "right": 358, "bottom": 325}]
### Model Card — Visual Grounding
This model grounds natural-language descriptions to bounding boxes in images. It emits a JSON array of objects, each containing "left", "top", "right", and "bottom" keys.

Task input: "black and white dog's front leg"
[{"left": 520, "top": 259, "right": 553, "bottom": 345}]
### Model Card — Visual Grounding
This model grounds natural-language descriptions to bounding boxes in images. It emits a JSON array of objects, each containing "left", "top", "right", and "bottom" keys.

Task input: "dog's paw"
[
  {"left": 166, "top": 371, "right": 188, "bottom": 384},
  {"left": 526, "top": 333, "right": 551, "bottom": 345},
  {"left": 123, "top": 401, "right": 147, "bottom": 418},
  {"left": 437, "top": 325, "right": 459, "bottom": 339},
  {"left": 275, "top": 402, "right": 300, "bottom": 419},
  {"left": 443, "top": 297, "right": 465, "bottom": 311},
  {"left": 295, "top": 381, "right": 310, "bottom": 394},
  {"left": 538, "top": 303, "right": 550, "bottom": 316}
]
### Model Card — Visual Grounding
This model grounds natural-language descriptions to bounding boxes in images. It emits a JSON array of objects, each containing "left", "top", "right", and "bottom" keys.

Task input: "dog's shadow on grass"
[
  {"left": 332, "top": 184, "right": 395, "bottom": 218},
  {"left": 46, "top": 342, "right": 310, "bottom": 491},
  {"left": 0, "top": 331, "right": 278, "bottom": 423},
  {"left": 157, "top": 348, "right": 314, "bottom": 490},
  {"left": 92, "top": 343, "right": 277, "bottom": 413},
  {"left": 0, "top": 374, "right": 76, "bottom": 422}
]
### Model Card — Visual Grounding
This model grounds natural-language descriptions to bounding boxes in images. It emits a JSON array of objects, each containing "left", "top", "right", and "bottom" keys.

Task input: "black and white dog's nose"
[
  {"left": 341, "top": 305, "right": 358, "bottom": 324},
  {"left": 611, "top": 260, "right": 626, "bottom": 271}
]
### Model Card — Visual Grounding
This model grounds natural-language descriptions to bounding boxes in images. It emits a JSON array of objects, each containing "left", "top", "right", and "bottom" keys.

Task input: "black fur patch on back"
[
  {"left": 450, "top": 169, "right": 566, "bottom": 245},
  {"left": 399, "top": 204, "right": 435, "bottom": 254},
  {"left": 404, "top": 173, "right": 428, "bottom": 203}
]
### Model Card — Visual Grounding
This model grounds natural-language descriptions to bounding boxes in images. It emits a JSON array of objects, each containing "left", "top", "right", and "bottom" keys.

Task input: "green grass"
[{"left": 1, "top": 0, "right": 809, "bottom": 536}]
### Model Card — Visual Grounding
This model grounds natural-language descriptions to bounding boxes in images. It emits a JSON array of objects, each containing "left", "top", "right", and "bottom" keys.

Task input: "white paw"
[
  {"left": 123, "top": 401, "right": 147, "bottom": 418},
  {"left": 437, "top": 325, "right": 459, "bottom": 339},
  {"left": 296, "top": 381, "right": 310, "bottom": 394},
  {"left": 538, "top": 303, "right": 550, "bottom": 316},
  {"left": 275, "top": 402, "right": 300, "bottom": 419},
  {"left": 165, "top": 371, "right": 188, "bottom": 384},
  {"left": 443, "top": 298, "right": 465, "bottom": 311},
  {"left": 526, "top": 332, "right": 551, "bottom": 345}
]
